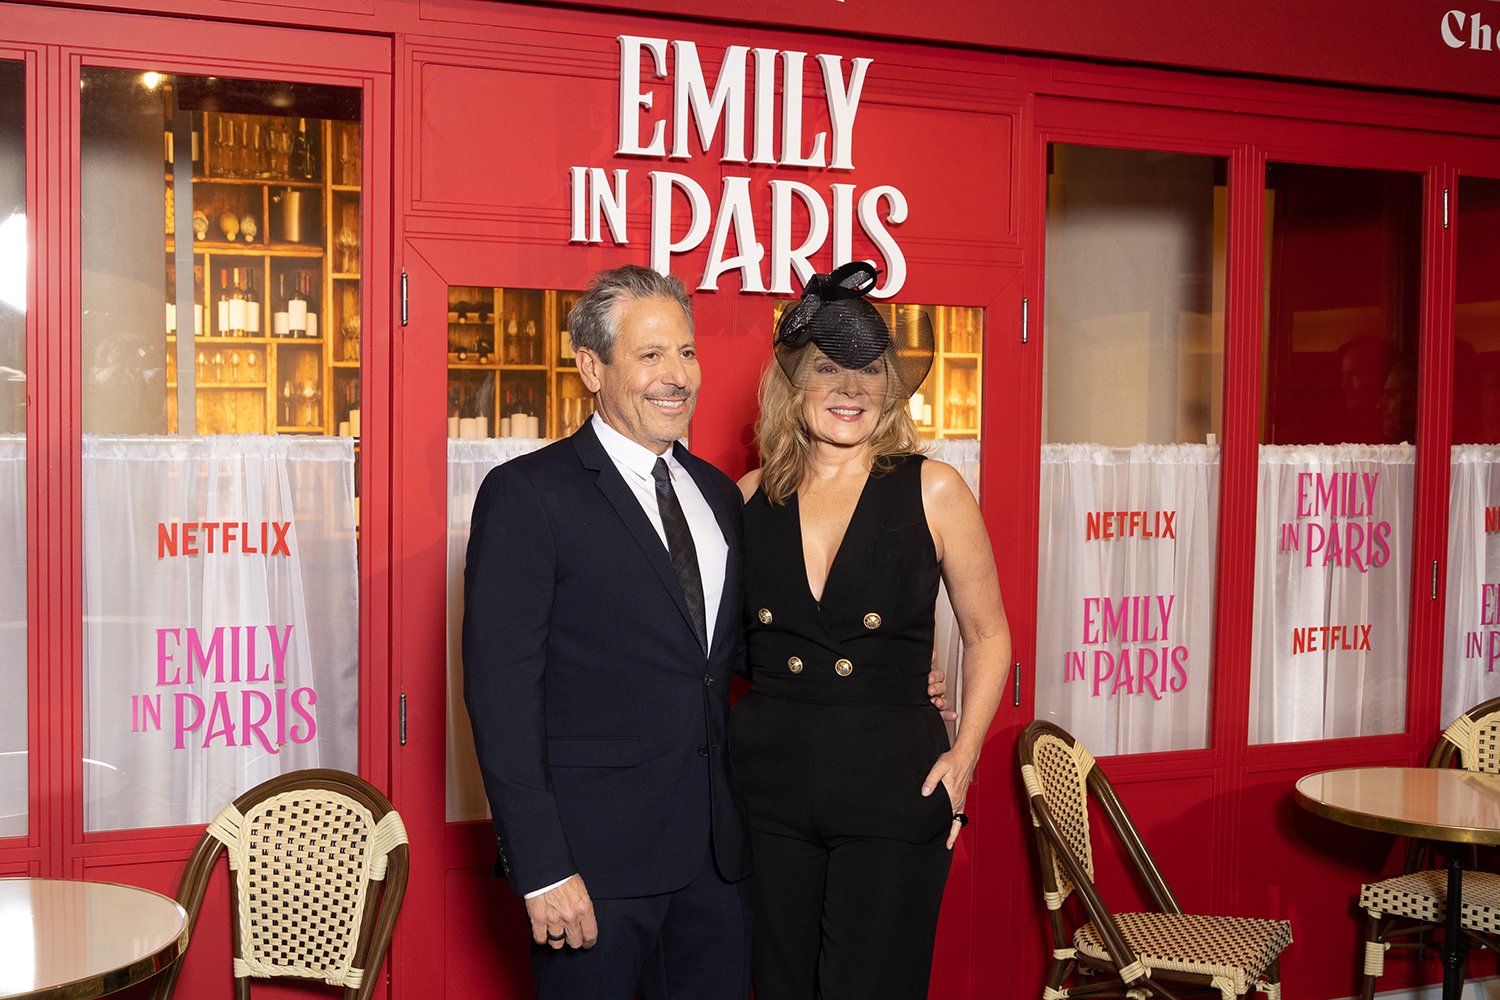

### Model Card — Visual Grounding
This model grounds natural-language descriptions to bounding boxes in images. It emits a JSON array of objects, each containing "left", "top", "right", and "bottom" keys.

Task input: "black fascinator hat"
[{"left": 773, "top": 261, "right": 935, "bottom": 400}]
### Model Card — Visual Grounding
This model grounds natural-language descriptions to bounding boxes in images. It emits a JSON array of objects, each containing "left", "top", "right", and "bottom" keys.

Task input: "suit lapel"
[{"left": 574, "top": 424, "right": 703, "bottom": 654}]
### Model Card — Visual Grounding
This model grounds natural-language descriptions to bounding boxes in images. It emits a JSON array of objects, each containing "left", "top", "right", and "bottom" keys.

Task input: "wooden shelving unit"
[
  {"left": 446, "top": 286, "right": 590, "bottom": 439},
  {"left": 165, "top": 114, "right": 361, "bottom": 438}
]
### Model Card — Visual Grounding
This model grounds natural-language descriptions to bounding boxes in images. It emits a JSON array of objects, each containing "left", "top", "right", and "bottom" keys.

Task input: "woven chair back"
[
  {"left": 213, "top": 787, "right": 407, "bottom": 987},
  {"left": 1439, "top": 696, "right": 1500, "bottom": 773},
  {"left": 1022, "top": 725, "right": 1097, "bottom": 905},
  {"left": 150, "top": 768, "right": 409, "bottom": 1000}
]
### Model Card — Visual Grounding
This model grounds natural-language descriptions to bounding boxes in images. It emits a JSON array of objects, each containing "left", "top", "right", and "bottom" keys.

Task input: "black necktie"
[{"left": 653, "top": 458, "right": 708, "bottom": 653}]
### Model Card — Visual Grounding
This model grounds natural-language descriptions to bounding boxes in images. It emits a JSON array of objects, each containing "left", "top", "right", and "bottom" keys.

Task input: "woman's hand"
[
  {"left": 926, "top": 657, "right": 958, "bottom": 722},
  {"left": 922, "top": 749, "right": 977, "bottom": 849}
]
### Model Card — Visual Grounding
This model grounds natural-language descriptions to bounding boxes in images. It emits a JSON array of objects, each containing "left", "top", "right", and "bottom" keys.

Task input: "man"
[{"left": 463, "top": 265, "right": 752, "bottom": 999}]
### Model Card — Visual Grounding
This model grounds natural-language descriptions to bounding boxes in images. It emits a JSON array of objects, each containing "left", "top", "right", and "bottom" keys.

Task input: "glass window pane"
[
  {"left": 0, "top": 60, "right": 26, "bottom": 839},
  {"left": 1250, "top": 163, "right": 1421, "bottom": 744},
  {"left": 1443, "top": 176, "right": 1500, "bottom": 721},
  {"left": 1036, "top": 144, "right": 1226, "bottom": 755},
  {"left": 79, "top": 68, "right": 362, "bottom": 830}
]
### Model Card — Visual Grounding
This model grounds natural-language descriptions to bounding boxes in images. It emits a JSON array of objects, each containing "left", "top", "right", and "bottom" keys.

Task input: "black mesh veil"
[{"left": 772, "top": 262, "right": 934, "bottom": 400}]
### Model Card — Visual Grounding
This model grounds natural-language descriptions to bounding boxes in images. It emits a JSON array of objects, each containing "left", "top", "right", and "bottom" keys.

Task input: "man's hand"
[
  {"left": 927, "top": 655, "right": 958, "bottom": 722},
  {"left": 524, "top": 874, "right": 598, "bottom": 950}
]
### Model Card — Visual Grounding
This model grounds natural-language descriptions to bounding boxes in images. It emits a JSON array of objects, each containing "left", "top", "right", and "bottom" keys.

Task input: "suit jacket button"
[
  {"left": 787, "top": 656, "right": 803, "bottom": 674},
  {"left": 863, "top": 612, "right": 882, "bottom": 629},
  {"left": 698, "top": 744, "right": 709, "bottom": 757},
  {"left": 835, "top": 658, "right": 854, "bottom": 677},
  {"left": 758, "top": 608, "right": 773, "bottom": 625}
]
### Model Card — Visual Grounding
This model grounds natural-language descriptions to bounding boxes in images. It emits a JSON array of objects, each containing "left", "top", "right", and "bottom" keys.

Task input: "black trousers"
[
  {"left": 730, "top": 692, "right": 954, "bottom": 1000},
  {"left": 529, "top": 843, "right": 752, "bottom": 1000}
]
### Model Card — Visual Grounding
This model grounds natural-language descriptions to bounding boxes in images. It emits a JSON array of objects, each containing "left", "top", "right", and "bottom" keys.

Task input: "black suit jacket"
[{"left": 462, "top": 422, "right": 751, "bottom": 898}]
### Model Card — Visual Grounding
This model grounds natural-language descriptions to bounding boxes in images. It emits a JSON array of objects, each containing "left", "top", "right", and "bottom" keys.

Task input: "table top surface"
[
  {"left": 1295, "top": 766, "right": 1500, "bottom": 845},
  {"left": 0, "top": 878, "right": 189, "bottom": 1000}
]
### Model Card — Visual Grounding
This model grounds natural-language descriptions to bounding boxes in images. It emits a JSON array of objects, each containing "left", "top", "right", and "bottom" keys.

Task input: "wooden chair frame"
[{"left": 148, "top": 768, "right": 409, "bottom": 1000}]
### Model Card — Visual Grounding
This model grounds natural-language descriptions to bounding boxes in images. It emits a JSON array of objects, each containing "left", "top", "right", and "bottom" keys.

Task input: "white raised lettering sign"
[
  {"left": 573, "top": 34, "right": 908, "bottom": 297},
  {"left": 1442, "top": 9, "right": 1497, "bottom": 51}
]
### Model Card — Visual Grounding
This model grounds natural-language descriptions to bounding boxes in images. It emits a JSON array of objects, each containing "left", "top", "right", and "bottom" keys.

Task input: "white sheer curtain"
[
  {"left": 82, "top": 435, "right": 359, "bottom": 831},
  {"left": 1249, "top": 443, "right": 1413, "bottom": 744},
  {"left": 445, "top": 436, "right": 981, "bottom": 822},
  {"left": 0, "top": 435, "right": 24, "bottom": 838},
  {"left": 1443, "top": 445, "right": 1500, "bottom": 723},
  {"left": 1035, "top": 443, "right": 1218, "bottom": 755}
]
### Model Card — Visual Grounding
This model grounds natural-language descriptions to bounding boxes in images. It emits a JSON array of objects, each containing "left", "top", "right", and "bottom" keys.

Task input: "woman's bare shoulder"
[
  {"left": 737, "top": 467, "right": 764, "bottom": 502},
  {"left": 919, "top": 457, "right": 972, "bottom": 504}
]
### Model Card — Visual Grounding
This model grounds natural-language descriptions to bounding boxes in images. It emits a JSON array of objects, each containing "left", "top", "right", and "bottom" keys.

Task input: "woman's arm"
[{"left": 919, "top": 459, "right": 1011, "bottom": 848}]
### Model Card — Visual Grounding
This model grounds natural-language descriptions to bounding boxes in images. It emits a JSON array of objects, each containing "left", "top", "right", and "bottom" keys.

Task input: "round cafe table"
[
  {"left": 1295, "top": 766, "right": 1500, "bottom": 1000},
  {"left": 0, "top": 878, "right": 189, "bottom": 999}
]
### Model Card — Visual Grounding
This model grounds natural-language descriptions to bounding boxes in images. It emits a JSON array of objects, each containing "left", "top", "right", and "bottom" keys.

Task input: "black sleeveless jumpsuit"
[{"left": 729, "top": 455, "right": 953, "bottom": 1000}]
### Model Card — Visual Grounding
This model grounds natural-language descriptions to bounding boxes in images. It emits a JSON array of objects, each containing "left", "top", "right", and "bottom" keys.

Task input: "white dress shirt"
[
  {"left": 524, "top": 414, "right": 729, "bottom": 900},
  {"left": 587, "top": 413, "right": 727, "bottom": 646}
]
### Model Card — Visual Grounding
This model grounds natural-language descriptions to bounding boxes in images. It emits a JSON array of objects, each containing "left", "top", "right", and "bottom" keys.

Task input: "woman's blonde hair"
[{"left": 753, "top": 351, "right": 923, "bottom": 506}]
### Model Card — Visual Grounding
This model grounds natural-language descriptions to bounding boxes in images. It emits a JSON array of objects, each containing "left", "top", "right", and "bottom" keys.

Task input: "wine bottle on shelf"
[
  {"left": 288, "top": 274, "right": 308, "bottom": 337},
  {"left": 290, "top": 118, "right": 315, "bottom": 182},
  {"left": 305, "top": 273, "right": 319, "bottom": 340},
  {"left": 273, "top": 274, "right": 290, "bottom": 338},
  {"left": 228, "top": 268, "right": 247, "bottom": 337},
  {"left": 245, "top": 271, "right": 261, "bottom": 336},
  {"left": 216, "top": 268, "right": 231, "bottom": 337}
]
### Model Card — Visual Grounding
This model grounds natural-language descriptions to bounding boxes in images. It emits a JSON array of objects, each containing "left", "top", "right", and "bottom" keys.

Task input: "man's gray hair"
[{"left": 568, "top": 265, "right": 693, "bottom": 363}]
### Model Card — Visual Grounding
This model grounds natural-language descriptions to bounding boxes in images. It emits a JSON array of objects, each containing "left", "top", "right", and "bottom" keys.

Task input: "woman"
[{"left": 729, "top": 261, "right": 1011, "bottom": 1000}]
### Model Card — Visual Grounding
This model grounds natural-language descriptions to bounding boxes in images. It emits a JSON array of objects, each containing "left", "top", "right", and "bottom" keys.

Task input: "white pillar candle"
[
  {"left": 448, "top": 415, "right": 460, "bottom": 438},
  {"left": 500, "top": 417, "right": 511, "bottom": 437},
  {"left": 458, "top": 417, "right": 478, "bottom": 439},
  {"left": 348, "top": 408, "right": 360, "bottom": 437},
  {"left": 475, "top": 415, "right": 488, "bottom": 438}
]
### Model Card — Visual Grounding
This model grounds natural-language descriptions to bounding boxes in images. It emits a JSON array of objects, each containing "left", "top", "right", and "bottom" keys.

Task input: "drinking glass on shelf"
[
  {"left": 282, "top": 380, "right": 294, "bottom": 425},
  {"left": 338, "top": 127, "right": 354, "bottom": 186},
  {"left": 196, "top": 350, "right": 207, "bottom": 381},
  {"left": 228, "top": 351, "right": 240, "bottom": 384},
  {"left": 211, "top": 351, "right": 223, "bottom": 383},
  {"left": 246, "top": 351, "right": 258, "bottom": 383},
  {"left": 299, "top": 379, "right": 321, "bottom": 428},
  {"left": 336, "top": 227, "right": 360, "bottom": 275},
  {"left": 342, "top": 314, "right": 361, "bottom": 363}
]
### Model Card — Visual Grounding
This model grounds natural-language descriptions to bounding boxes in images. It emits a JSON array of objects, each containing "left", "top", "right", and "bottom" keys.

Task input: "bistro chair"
[
  {"left": 1019, "top": 720, "right": 1292, "bottom": 1000},
  {"left": 148, "top": 768, "right": 409, "bottom": 1000},
  {"left": 1356, "top": 696, "right": 1500, "bottom": 1000}
]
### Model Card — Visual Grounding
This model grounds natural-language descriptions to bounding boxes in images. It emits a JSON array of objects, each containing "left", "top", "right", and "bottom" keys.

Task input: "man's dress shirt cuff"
[{"left": 524, "top": 874, "right": 575, "bottom": 899}]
